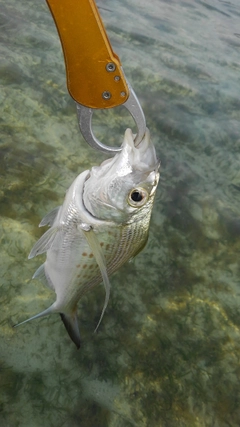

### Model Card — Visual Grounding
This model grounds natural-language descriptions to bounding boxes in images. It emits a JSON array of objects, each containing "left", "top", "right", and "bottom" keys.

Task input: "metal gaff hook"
[{"left": 76, "top": 84, "right": 146, "bottom": 154}]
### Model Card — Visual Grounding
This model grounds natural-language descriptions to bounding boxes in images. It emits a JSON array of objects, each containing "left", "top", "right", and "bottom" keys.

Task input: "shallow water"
[{"left": 1, "top": 0, "right": 240, "bottom": 425}]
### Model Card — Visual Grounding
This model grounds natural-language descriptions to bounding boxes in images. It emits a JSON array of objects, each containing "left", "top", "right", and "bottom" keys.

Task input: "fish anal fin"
[{"left": 60, "top": 312, "right": 81, "bottom": 349}]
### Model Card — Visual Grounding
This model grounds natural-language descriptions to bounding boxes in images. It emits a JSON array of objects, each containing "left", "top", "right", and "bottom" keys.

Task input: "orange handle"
[{"left": 46, "top": 0, "right": 129, "bottom": 109}]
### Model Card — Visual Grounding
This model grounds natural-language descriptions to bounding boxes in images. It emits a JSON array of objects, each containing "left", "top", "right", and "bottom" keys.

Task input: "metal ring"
[
  {"left": 76, "top": 84, "right": 146, "bottom": 153},
  {"left": 76, "top": 103, "right": 121, "bottom": 153}
]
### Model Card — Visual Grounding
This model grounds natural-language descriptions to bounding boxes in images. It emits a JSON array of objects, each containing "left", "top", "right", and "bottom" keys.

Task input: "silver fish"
[{"left": 15, "top": 128, "right": 160, "bottom": 348}]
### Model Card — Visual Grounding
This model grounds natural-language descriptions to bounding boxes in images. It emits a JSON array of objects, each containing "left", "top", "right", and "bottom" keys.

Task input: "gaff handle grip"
[{"left": 46, "top": 0, "right": 129, "bottom": 109}]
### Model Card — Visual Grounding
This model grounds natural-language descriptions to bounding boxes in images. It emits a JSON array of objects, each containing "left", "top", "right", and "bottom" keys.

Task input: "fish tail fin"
[
  {"left": 13, "top": 305, "right": 54, "bottom": 328},
  {"left": 60, "top": 312, "right": 81, "bottom": 350}
]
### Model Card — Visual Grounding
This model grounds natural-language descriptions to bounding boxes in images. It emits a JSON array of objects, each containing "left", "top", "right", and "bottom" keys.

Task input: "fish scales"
[
  {"left": 15, "top": 128, "right": 160, "bottom": 348},
  {"left": 49, "top": 214, "right": 150, "bottom": 305}
]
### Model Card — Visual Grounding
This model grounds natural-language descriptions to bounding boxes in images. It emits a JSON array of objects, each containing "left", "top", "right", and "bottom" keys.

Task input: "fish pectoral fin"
[
  {"left": 131, "top": 235, "right": 148, "bottom": 258},
  {"left": 79, "top": 224, "right": 110, "bottom": 333},
  {"left": 60, "top": 312, "right": 81, "bottom": 349},
  {"left": 39, "top": 206, "right": 61, "bottom": 227},
  {"left": 13, "top": 305, "right": 54, "bottom": 328},
  {"left": 28, "top": 226, "right": 59, "bottom": 259}
]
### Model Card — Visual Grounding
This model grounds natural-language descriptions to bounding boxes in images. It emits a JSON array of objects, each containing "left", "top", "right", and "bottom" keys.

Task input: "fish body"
[{"left": 16, "top": 128, "right": 160, "bottom": 348}]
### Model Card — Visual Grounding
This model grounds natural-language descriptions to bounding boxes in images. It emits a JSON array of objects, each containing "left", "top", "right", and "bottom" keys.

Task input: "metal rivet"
[
  {"left": 120, "top": 91, "right": 126, "bottom": 97},
  {"left": 114, "top": 76, "right": 120, "bottom": 81},
  {"left": 102, "top": 91, "right": 112, "bottom": 100},
  {"left": 106, "top": 62, "right": 116, "bottom": 72}
]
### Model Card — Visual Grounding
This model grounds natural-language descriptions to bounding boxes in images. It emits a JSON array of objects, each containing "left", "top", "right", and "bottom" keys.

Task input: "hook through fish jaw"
[{"left": 76, "top": 83, "right": 146, "bottom": 154}]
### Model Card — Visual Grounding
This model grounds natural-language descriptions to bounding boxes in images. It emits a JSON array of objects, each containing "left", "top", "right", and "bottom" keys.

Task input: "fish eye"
[{"left": 128, "top": 188, "right": 149, "bottom": 207}]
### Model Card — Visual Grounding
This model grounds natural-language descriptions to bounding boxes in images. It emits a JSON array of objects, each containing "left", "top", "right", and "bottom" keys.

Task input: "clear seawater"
[{"left": 1, "top": 0, "right": 240, "bottom": 425}]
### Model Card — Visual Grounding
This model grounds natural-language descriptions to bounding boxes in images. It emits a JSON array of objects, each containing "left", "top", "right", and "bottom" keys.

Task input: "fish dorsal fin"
[
  {"left": 78, "top": 223, "right": 110, "bottom": 333},
  {"left": 28, "top": 227, "right": 58, "bottom": 259},
  {"left": 39, "top": 206, "right": 61, "bottom": 227},
  {"left": 13, "top": 304, "right": 54, "bottom": 328}
]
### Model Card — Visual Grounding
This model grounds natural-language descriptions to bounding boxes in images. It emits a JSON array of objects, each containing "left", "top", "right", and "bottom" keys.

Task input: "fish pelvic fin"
[
  {"left": 79, "top": 224, "right": 110, "bottom": 333},
  {"left": 32, "top": 263, "right": 55, "bottom": 290},
  {"left": 60, "top": 312, "right": 81, "bottom": 349},
  {"left": 13, "top": 305, "right": 54, "bottom": 328}
]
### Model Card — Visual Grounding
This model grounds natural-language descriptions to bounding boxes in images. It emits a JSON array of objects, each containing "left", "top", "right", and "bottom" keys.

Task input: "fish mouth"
[
  {"left": 82, "top": 127, "right": 160, "bottom": 222},
  {"left": 123, "top": 127, "right": 160, "bottom": 173},
  {"left": 115, "top": 130, "right": 160, "bottom": 187},
  {"left": 93, "top": 127, "right": 159, "bottom": 178}
]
